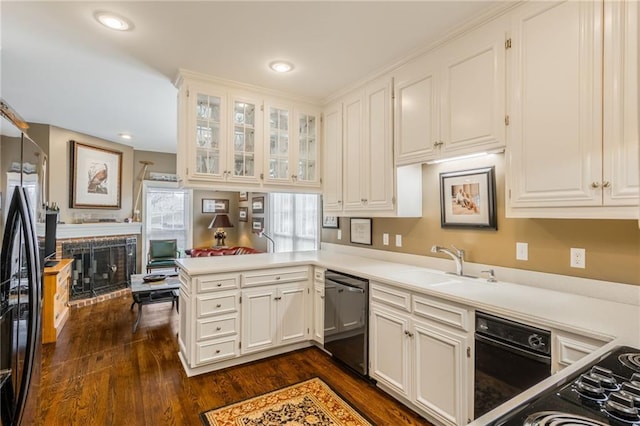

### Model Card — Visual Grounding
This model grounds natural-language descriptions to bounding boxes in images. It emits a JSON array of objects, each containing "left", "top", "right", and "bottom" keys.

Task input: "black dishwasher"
[{"left": 474, "top": 311, "right": 552, "bottom": 419}]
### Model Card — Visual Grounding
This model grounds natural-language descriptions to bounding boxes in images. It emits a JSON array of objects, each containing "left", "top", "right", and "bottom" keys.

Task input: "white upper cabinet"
[
  {"left": 264, "top": 100, "right": 321, "bottom": 188},
  {"left": 394, "top": 17, "right": 507, "bottom": 165},
  {"left": 264, "top": 101, "right": 294, "bottom": 185},
  {"left": 343, "top": 76, "right": 395, "bottom": 213},
  {"left": 322, "top": 102, "right": 343, "bottom": 212},
  {"left": 175, "top": 71, "right": 321, "bottom": 191},
  {"left": 229, "top": 94, "right": 262, "bottom": 183},
  {"left": 603, "top": 0, "right": 639, "bottom": 207},
  {"left": 507, "top": 0, "right": 638, "bottom": 218}
]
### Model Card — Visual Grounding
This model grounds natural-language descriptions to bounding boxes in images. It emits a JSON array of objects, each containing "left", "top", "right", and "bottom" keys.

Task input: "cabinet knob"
[
  {"left": 602, "top": 181, "right": 611, "bottom": 188},
  {"left": 591, "top": 182, "right": 601, "bottom": 188},
  {"left": 337, "top": 200, "right": 342, "bottom": 204},
  {"left": 216, "top": 326, "right": 221, "bottom": 331},
  {"left": 274, "top": 296, "right": 282, "bottom": 301},
  {"left": 216, "top": 304, "right": 222, "bottom": 308},
  {"left": 215, "top": 349, "right": 221, "bottom": 354},
  {"left": 216, "top": 283, "right": 222, "bottom": 287}
]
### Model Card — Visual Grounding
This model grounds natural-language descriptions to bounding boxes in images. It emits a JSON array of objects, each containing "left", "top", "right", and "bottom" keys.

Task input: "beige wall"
[
  {"left": 322, "top": 154, "right": 640, "bottom": 286},
  {"left": 46, "top": 125, "right": 135, "bottom": 224}
]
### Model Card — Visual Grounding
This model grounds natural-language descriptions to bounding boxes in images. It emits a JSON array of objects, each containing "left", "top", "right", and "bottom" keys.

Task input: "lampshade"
[{"left": 208, "top": 214, "right": 233, "bottom": 229}]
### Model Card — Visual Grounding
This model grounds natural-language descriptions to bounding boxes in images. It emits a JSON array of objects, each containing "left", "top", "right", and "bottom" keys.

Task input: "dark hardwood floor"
[{"left": 39, "top": 294, "right": 432, "bottom": 425}]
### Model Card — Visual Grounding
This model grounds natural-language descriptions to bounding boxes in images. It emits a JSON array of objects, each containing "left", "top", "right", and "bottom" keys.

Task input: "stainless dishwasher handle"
[{"left": 475, "top": 333, "right": 551, "bottom": 364}]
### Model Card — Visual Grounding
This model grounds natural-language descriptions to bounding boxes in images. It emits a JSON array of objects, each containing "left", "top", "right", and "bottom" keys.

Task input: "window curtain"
[{"left": 268, "top": 193, "right": 319, "bottom": 253}]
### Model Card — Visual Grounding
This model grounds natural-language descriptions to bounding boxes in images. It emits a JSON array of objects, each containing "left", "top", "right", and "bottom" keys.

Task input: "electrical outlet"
[
  {"left": 395, "top": 234, "right": 402, "bottom": 247},
  {"left": 516, "top": 242, "right": 528, "bottom": 261},
  {"left": 383, "top": 233, "right": 389, "bottom": 246},
  {"left": 570, "top": 248, "right": 586, "bottom": 269},
  {"left": 337, "top": 230, "right": 342, "bottom": 240}
]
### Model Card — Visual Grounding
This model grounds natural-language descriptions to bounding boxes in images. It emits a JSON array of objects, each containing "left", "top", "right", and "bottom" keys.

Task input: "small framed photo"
[
  {"left": 350, "top": 218, "right": 372, "bottom": 245},
  {"left": 252, "top": 217, "right": 264, "bottom": 231},
  {"left": 440, "top": 166, "right": 497, "bottom": 229},
  {"left": 202, "top": 198, "right": 229, "bottom": 214},
  {"left": 239, "top": 191, "right": 248, "bottom": 202},
  {"left": 322, "top": 216, "right": 339, "bottom": 229},
  {"left": 239, "top": 207, "right": 248, "bottom": 222},
  {"left": 252, "top": 196, "right": 264, "bottom": 214}
]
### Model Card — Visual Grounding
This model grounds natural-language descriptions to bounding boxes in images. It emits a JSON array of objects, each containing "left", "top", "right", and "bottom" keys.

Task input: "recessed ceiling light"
[
  {"left": 94, "top": 11, "right": 133, "bottom": 31},
  {"left": 269, "top": 61, "right": 294, "bottom": 73},
  {"left": 119, "top": 133, "right": 132, "bottom": 140}
]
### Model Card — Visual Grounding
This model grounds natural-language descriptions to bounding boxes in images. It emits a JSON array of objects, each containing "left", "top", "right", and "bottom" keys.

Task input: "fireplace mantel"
[{"left": 56, "top": 223, "right": 142, "bottom": 239}]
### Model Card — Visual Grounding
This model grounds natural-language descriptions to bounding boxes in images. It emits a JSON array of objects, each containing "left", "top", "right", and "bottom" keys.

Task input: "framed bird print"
[{"left": 69, "top": 141, "right": 122, "bottom": 209}]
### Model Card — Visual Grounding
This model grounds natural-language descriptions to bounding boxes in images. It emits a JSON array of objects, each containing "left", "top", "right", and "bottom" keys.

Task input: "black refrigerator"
[{"left": 0, "top": 99, "right": 46, "bottom": 425}]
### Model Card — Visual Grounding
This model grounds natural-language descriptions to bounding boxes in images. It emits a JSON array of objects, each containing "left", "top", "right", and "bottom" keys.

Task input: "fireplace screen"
[{"left": 62, "top": 237, "right": 136, "bottom": 300}]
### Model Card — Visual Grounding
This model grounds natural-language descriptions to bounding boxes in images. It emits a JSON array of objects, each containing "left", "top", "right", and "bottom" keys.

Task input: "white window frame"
[
  {"left": 267, "top": 192, "right": 320, "bottom": 253},
  {"left": 141, "top": 180, "right": 193, "bottom": 262}
]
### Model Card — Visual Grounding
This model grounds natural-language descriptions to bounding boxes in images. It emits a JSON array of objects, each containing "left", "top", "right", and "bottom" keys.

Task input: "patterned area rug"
[{"left": 200, "top": 377, "right": 372, "bottom": 426}]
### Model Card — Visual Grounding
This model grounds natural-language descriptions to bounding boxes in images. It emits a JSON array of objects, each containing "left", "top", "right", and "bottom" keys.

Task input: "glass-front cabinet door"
[
  {"left": 296, "top": 110, "right": 320, "bottom": 186},
  {"left": 265, "top": 103, "right": 292, "bottom": 183},
  {"left": 190, "top": 89, "right": 226, "bottom": 180},
  {"left": 229, "top": 97, "right": 261, "bottom": 183}
]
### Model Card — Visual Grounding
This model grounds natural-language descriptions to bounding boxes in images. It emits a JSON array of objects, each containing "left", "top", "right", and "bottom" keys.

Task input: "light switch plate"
[
  {"left": 516, "top": 242, "right": 528, "bottom": 261},
  {"left": 337, "top": 230, "right": 342, "bottom": 240},
  {"left": 383, "top": 233, "right": 389, "bottom": 245},
  {"left": 395, "top": 234, "right": 402, "bottom": 247}
]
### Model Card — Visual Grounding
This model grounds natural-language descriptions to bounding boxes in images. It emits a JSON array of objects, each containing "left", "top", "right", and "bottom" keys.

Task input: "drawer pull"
[
  {"left": 217, "top": 283, "right": 222, "bottom": 287},
  {"left": 216, "top": 326, "right": 221, "bottom": 331},
  {"left": 275, "top": 276, "right": 281, "bottom": 280},
  {"left": 215, "top": 349, "right": 221, "bottom": 354},
  {"left": 216, "top": 304, "right": 222, "bottom": 308},
  {"left": 274, "top": 296, "right": 282, "bottom": 301}
]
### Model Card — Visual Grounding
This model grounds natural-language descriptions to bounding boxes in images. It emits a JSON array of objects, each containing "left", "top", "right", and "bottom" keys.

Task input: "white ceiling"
[{"left": 1, "top": 1, "right": 498, "bottom": 153}]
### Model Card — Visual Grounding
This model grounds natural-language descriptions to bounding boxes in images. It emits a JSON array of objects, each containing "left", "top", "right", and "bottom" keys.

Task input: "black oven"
[{"left": 474, "top": 311, "right": 552, "bottom": 419}]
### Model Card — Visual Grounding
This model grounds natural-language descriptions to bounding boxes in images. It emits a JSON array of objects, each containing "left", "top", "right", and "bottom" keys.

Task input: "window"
[
  {"left": 143, "top": 181, "right": 192, "bottom": 259},
  {"left": 267, "top": 193, "right": 319, "bottom": 253}
]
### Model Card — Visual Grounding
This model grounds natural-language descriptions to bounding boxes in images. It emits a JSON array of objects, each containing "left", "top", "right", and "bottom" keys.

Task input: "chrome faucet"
[{"left": 431, "top": 245, "right": 465, "bottom": 276}]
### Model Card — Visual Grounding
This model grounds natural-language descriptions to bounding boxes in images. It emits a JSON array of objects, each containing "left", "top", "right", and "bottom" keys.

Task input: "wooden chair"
[{"left": 146, "top": 239, "right": 179, "bottom": 273}]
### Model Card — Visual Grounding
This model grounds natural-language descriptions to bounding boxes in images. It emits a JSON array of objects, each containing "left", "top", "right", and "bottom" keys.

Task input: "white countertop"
[
  {"left": 176, "top": 249, "right": 640, "bottom": 425},
  {"left": 177, "top": 250, "right": 639, "bottom": 344}
]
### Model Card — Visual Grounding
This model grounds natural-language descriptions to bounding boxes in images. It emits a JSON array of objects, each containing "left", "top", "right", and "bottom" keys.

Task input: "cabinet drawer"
[
  {"left": 179, "top": 272, "right": 191, "bottom": 293},
  {"left": 370, "top": 282, "right": 411, "bottom": 312},
  {"left": 196, "top": 292, "right": 238, "bottom": 318},
  {"left": 553, "top": 332, "right": 607, "bottom": 371},
  {"left": 241, "top": 267, "right": 309, "bottom": 287},
  {"left": 314, "top": 268, "right": 325, "bottom": 284},
  {"left": 197, "top": 273, "right": 240, "bottom": 292},
  {"left": 196, "top": 314, "right": 238, "bottom": 341},
  {"left": 195, "top": 336, "right": 238, "bottom": 365},
  {"left": 413, "top": 296, "right": 470, "bottom": 331}
]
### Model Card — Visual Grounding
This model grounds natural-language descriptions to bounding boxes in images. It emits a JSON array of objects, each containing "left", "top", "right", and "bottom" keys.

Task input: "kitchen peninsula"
[{"left": 176, "top": 245, "right": 640, "bottom": 426}]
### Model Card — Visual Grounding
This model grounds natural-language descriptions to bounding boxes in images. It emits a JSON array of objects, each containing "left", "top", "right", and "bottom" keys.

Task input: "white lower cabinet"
[
  {"left": 241, "top": 282, "right": 309, "bottom": 354},
  {"left": 552, "top": 329, "right": 609, "bottom": 373},
  {"left": 370, "top": 303, "right": 412, "bottom": 398},
  {"left": 313, "top": 282, "right": 324, "bottom": 344},
  {"left": 412, "top": 319, "right": 471, "bottom": 426},
  {"left": 370, "top": 283, "right": 472, "bottom": 426}
]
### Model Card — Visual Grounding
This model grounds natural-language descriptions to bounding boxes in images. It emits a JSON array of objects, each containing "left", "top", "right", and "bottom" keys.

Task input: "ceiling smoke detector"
[{"left": 94, "top": 11, "right": 133, "bottom": 31}]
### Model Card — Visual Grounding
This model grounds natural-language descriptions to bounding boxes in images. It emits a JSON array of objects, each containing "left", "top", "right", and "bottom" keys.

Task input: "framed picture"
[
  {"left": 239, "top": 191, "right": 248, "bottom": 202},
  {"left": 202, "top": 198, "right": 229, "bottom": 214},
  {"left": 69, "top": 141, "right": 122, "bottom": 209},
  {"left": 238, "top": 207, "right": 248, "bottom": 222},
  {"left": 439, "top": 166, "right": 497, "bottom": 229},
  {"left": 350, "top": 218, "right": 372, "bottom": 245},
  {"left": 322, "top": 216, "right": 339, "bottom": 229},
  {"left": 252, "top": 217, "right": 264, "bottom": 231},
  {"left": 252, "top": 196, "right": 264, "bottom": 214}
]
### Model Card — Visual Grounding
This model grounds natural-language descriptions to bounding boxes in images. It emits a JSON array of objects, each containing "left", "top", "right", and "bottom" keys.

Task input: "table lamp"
[{"left": 209, "top": 214, "right": 233, "bottom": 246}]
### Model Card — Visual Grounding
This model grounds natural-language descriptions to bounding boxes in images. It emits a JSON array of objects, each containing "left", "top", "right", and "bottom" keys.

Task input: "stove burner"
[
  {"left": 619, "top": 353, "right": 640, "bottom": 372},
  {"left": 523, "top": 411, "right": 608, "bottom": 426}
]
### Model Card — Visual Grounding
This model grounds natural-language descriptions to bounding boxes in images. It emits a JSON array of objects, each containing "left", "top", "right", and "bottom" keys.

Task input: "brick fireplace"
[
  {"left": 60, "top": 237, "right": 136, "bottom": 300},
  {"left": 51, "top": 222, "right": 142, "bottom": 306}
]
